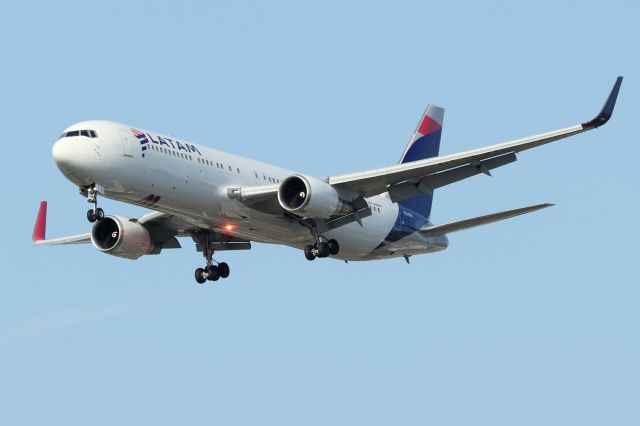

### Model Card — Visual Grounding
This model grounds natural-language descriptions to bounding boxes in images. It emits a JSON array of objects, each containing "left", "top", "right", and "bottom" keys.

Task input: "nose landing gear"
[
  {"left": 86, "top": 207, "right": 104, "bottom": 223},
  {"left": 194, "top": 231, "right": 231, "bottom": 284},
  {"left": 83, "top": 184, "right": 105, "bottom": 223}
]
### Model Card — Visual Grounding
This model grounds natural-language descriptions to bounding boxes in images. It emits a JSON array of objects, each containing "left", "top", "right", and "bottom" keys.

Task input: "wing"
[
  {"left": 32, "top": 202, "right": 251, "bottom": 251},
  {"left": 330, "top": 77, "right": 623, "bottom": 199},
  {"left": 137, "top": 211, "right": 251, "bottom": 251},
  {"left": 228, "top": 77, "right": 622, "bottom": 217},
  {"left": 31, "top": 201, "right": 91, "bottom": 246},
  {"left": 33, "top": 232, "right": 92, "bottom": 246}
]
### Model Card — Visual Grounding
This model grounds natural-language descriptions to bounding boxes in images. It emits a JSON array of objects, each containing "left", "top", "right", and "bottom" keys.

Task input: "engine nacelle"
[
  {"left": 277, "top": 174, "right": 351, "bottom": 219},
  {"left": 91, "top": 215, "right": 156, "bottom": 260}
]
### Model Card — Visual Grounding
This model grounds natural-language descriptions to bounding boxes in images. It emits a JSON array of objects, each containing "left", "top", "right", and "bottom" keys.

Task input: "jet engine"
[
  {"left": 277, "top": 174, "right": 351, "bottom": 219},
  {"left": 91, "top": 215, "right": 157, "bottom": 259}
]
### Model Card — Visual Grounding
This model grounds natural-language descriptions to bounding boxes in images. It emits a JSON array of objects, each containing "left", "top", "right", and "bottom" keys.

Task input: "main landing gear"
[
  {"left": 304, "top": 238, "right": 339, "bottom": 261},
  {"left": 194, "top": 231, "right": 231, "bottom": 284},
  {"left": 83, "top": 184, "right": 105, "bottom": 223}
]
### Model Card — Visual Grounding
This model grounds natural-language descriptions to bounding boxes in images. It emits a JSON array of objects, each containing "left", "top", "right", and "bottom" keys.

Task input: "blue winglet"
[{"left": 582, "top": 76, "right": 623, "bottom": 129}]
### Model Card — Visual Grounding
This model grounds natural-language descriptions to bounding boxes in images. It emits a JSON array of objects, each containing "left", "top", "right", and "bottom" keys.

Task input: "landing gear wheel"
[
  {"left": 206, "top": 265, "right": 220, "bottom": 281},
  {"left": 317, "top": 242, "right": 330, "bottom": 258},
  {"left": 304, "top": 245, "right": 316, "bottom": 261},
  {"left": 218, "top": 262, "right": 230, "bottom": 278},
  {"left": 95, "top": 207, "right": 105, "bottom": 221},
  {"left": 87, "top": 209, "right": 96, "bottom": 223},
  {"left": 327, "top": 239, "right": 340, "bottom": 255},
  {"left": 195, "top": 268, "right": 207, "bottom": 284},
  {"left": 194, "top": 231, "right": 232, "bottom": 283}
]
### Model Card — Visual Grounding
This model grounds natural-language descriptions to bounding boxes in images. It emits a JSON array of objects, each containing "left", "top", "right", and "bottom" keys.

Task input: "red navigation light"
[{"left": 223, "top": 224, "right": 236, "bottom": 232}]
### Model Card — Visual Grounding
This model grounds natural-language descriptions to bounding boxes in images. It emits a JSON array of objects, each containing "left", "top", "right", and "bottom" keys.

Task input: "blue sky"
[{"left": 1, "top": 1, "right": 638, "bottom": 424}]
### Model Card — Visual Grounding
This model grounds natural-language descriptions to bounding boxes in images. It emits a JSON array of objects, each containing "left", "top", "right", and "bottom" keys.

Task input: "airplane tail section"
[
  {"left": 397, "top": 105, "right": 444, "bottom": 219},
  {"left": 399, "top": 105, "right": 445, "bottom": 164},
  {"left": 420, "top": 203, "right": 553, "bottom": 236}
]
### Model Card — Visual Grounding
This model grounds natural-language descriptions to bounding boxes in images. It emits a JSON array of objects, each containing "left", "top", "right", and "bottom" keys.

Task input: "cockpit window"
[{"left": 58, "top": 130, "right": 99, "bottom": 139}]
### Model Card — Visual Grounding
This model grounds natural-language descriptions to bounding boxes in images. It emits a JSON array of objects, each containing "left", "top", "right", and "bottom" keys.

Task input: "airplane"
[{"left": 33, "top": 77, "right": 622, "bottom": 284}]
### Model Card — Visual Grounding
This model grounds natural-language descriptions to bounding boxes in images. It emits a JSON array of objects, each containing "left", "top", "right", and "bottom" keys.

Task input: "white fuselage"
[{"left": 52, "top": 120, "right": 448, "bottom": 261}]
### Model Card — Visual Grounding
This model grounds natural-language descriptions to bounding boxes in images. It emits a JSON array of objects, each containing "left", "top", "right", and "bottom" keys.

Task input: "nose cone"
[
  {"left": 52, "top": 137, "right": 75, "bottom": 170},
  {"left": 52, "top": 136, "right": 96, "bottom": 186}
]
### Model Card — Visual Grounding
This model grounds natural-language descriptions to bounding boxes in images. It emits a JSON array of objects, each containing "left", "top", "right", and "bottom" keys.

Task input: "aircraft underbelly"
[{"left": 98, "top": 150, "right": 443, "bottom": 261}]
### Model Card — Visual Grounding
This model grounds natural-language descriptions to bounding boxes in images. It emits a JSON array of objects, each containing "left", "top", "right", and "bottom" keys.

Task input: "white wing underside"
[
  {"left": 33, "top": 210, "right": 249, "bottom": 249},
  {"left": 330, "top": 125, "right": 585, "bottom": 197},
  {"left": 231, "top": 78, "right": 622, "bottom": 209},
  {"left": 33, "top": 233, "right": 91, "bottom": 246}
]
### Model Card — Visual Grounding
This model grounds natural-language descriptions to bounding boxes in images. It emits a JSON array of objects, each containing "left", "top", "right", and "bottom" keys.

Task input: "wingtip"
[
  {"left": 582, "top": 76, "right": 623, "bottom": 129},
  {"left": 530, "top": 202, "right": 554, "bottom": 211},
  {"left": 32, "top": 201, "right": 48, "bottom": 242}
]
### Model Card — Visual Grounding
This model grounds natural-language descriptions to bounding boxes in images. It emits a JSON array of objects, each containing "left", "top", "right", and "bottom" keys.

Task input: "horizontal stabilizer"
[{"left": 420, "top": 203, "right": 553, "bottom": 236}]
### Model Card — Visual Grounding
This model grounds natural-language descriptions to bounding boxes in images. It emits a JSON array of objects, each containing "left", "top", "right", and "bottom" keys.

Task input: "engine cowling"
[
  {"left": 91, "top": 215, "right": 156, "bottom": 259},
  {"left": 277, "top": 174, "right": 350, "bottom": 219}
]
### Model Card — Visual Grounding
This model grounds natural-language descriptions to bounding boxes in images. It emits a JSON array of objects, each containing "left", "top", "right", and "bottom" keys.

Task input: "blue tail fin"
[{"left": 398, "top": 105, "right": 444, "bottom": 219}]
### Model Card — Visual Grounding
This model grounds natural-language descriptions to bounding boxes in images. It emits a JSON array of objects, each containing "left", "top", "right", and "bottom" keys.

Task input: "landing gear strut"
[
  {"left": 194, "top": 231, "right": 231, "bottom": 284},
  {"left": 83, "top": 184, "right": 104, "bottom": 223},
  {"left": 304, "top": 238, "right": 339, "bottom": 261}
]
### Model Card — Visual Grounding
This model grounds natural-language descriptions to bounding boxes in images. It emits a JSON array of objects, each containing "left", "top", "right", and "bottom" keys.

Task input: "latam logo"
[
  {"left": 131, "top": 129, "right": 149, "bottom": 157},
  {"left": 130, "top": 128, "right": 202, "bottom": 158}
]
